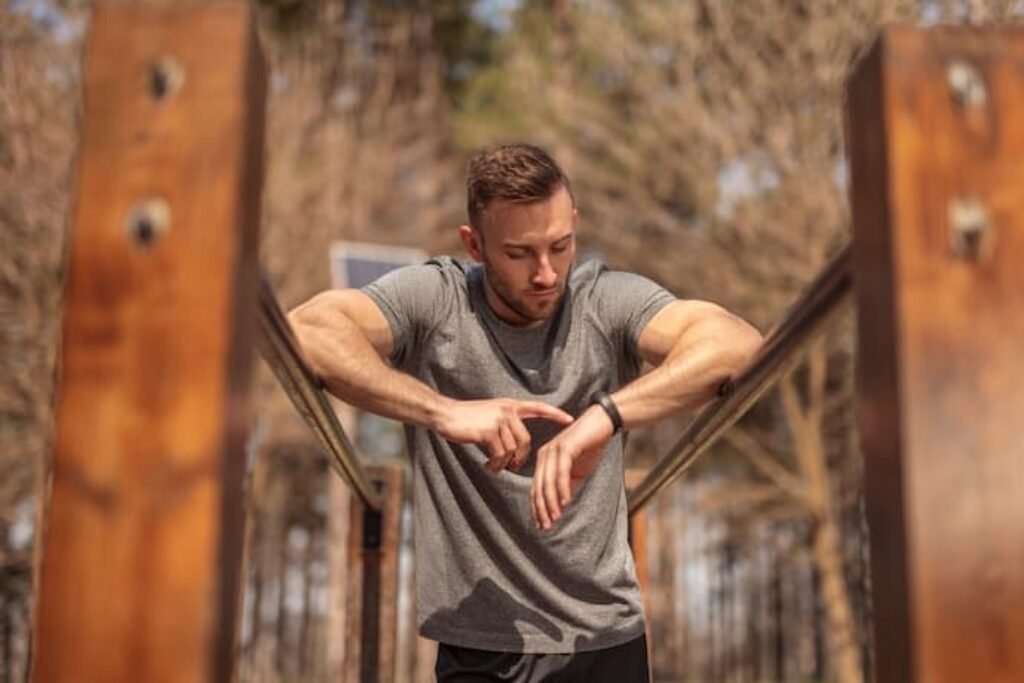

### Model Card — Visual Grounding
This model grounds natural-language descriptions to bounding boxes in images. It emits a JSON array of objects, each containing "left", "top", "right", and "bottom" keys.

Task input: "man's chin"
[
  {"left": 517, "top": 301, "right": 557, "bottom": 323},
  {"left": 496, "top": 286, "right": 564, "bottom": 324}
]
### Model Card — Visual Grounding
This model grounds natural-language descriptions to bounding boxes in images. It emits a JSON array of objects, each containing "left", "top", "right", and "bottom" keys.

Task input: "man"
[{"left": 288, "top": 144, "right": 762, "bottom": 682}]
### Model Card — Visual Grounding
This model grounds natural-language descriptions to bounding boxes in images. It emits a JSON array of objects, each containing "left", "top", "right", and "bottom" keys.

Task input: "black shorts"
[{"left": 435, "top": 634, "right": 650, "bottom": 683}]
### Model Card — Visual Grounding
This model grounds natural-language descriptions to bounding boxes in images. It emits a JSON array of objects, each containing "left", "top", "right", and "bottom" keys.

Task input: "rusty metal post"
[
  {"left": 847, "top": 26, "right": 1024, "bottom": 683},
  {"left": 625, "top": 470, "right": 650, "bottom": 613},
  {"left": 625, "top": 469, "right": 653, "bottom": 667},
  {"left": 343, "top": 463, "right": 405, "bottom": 683},
  {"left": 31, "top": 3, "right": 266, "bottom": 682}
]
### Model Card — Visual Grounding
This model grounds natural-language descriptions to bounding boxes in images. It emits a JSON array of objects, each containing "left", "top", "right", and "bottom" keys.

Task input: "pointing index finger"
[{"left": 516, "top": 401, "right": 574, "bottom": 425}]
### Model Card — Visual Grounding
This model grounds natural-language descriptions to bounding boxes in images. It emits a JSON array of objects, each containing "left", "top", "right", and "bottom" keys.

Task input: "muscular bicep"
[
  {"left": 289, "top": 289, "right": 395, "bottom": 359},
  {"left": 636, "top": 299, "right": 738, "bottom": 367}
]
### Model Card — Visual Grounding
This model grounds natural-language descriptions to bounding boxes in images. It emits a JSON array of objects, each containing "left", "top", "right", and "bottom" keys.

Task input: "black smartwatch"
[{"left": 591, "top": 390, "right": 624, "bottom": 434}]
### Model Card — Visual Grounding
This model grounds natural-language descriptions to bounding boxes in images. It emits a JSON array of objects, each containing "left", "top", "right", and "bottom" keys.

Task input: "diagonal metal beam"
[
  {"left": 628, "top": 244, "right": 852, "bottom": 516},
  {"left": 257, "top": 272, "right": 381, "bottom": 511}
]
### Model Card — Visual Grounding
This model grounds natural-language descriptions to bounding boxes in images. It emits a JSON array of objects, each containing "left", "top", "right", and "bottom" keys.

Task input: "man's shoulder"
[
  {"left": 362, "top": 255, "right": 478, "bottom": 319},
  {"left": 568, "top": 257, "right": 609, "bottom": 291},
  {"left": 570, "top": 258, "right": 657, "bottom": 296},
  {"left": 425, "top": 255, "right": 474, "bottom": 279},
  {"left": 569, "top": 259, "right": 676, "bottom": 329},
  {"left": 361, "top": 255, "right": 478, "bottom": 343},
  {"left": 371, "top": 255, "right": 475, "bottom": 293}
]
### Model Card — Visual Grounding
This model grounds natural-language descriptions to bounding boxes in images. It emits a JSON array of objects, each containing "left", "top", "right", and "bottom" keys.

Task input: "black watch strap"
[{"left": 592, "top": 390, "right": 624, "bottom": 434}]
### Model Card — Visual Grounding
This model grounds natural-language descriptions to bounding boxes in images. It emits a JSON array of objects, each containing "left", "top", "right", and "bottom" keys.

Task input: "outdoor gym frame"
[{"left": 29, "top": 4, "right": 1024, "bottom": 682}]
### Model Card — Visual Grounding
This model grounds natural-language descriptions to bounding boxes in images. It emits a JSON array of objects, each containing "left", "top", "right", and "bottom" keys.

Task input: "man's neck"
[{"left": 482, "top": 276, "right": 554, "bottom": 329}]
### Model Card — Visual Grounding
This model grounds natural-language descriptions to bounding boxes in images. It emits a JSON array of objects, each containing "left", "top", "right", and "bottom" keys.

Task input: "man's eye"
[
  {"left": 506, "top": 252, "right": 526, "bottom": 260},
  {"left": 551, "top": 244, "right": 567, "bottom": 253}
]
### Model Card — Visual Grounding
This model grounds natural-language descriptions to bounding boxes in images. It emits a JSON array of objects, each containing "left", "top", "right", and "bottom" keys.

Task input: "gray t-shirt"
[{"left": 363, "top": 256, "right": 675, "bottom": 653}]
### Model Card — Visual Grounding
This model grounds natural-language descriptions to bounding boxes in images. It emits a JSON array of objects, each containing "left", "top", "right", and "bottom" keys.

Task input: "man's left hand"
[{"left": 531, "top": 405, "right": 616, "bottom": 531}]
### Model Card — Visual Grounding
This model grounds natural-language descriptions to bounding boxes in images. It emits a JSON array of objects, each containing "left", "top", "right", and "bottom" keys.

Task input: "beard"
[{"left": 482, "top": 257, "right": 570, "bottom": 324}]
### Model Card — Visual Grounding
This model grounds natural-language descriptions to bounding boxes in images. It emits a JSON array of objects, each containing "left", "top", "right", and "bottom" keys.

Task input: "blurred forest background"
[{"left": 3, "top": 0, "right": 1023, "bottom": 681}]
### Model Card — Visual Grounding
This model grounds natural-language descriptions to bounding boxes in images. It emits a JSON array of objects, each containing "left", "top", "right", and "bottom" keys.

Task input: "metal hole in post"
[
  {"left": 949, "top": 197, "right": 994, "bottom": 262},
  {"left": 947, "top": 59, "right": 987, "bottom": 108},
  {"left": 125, "top": 199, "right": 171, "bottom": 248},
  {"left": 148, "top": 57, "right": 185, "bottom": 101}
]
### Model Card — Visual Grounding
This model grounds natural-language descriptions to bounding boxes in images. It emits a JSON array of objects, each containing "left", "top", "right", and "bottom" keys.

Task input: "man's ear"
[{"left": 459, "top": 224, "right": 484, "bottom": 262}]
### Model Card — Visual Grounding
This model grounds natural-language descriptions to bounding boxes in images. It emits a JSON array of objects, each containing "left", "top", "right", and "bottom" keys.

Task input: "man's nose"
[{"left": 532, "top": 255, "right": 557, "bottom": 288}]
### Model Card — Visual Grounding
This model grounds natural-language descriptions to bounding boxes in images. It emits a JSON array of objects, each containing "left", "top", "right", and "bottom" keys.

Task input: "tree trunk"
[
  {"left": 672, "top": 494, "right": 690, "bottom": 679},
  {"left": 747, "top": 547, "right": 762, "bottom": 683},
  {"left": 299, "top": 525, "right": 315, "bottom": 677},
  {"left": 2, "top": 588, "right": 11, "bottom": 683},
  {"left": 813, "top": 563, "right": 827, "bottom": 679},
  {"left": 772, "top": 554, "right": 785, "bottom": 683},
  {"left": 275, "top": 514, "right": 293, "bottom": 678},
  {"left": 813, "top": 516, "right": 863, "bottom": 683},
  {"left": 781, "top": 341, "right": 864, "bottom": 683}
]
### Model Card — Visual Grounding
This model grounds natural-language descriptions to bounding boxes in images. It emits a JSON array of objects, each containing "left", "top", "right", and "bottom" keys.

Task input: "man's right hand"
[{"left": 435, "top": 399, "right": 574, "bottom": 473}]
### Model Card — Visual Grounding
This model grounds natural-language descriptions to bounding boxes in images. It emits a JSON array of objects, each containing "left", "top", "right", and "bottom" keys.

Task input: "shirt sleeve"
[
  {"left": 361, "top": 259, "right": 453, "bottom": 367},
  {"left": 592, "top": 267, "right": 677, "bottom": 368}
]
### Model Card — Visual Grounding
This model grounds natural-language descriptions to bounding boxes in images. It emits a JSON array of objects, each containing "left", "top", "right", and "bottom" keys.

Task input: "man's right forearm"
[
  {"left": 288, "top": 308, "right": 450, "bottom": 430},
  {"left": 287, "top": 293, "right": 575, "bottom": 469}
]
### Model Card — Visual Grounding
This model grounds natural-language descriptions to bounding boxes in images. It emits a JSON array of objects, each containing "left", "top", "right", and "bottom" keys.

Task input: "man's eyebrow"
[{"left": 502, "top": 232, "right": 575, "bottom": 248}]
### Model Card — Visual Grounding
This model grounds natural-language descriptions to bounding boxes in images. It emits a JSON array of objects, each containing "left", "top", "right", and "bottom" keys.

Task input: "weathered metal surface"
[
  {"left": 848, "top": 25, "right": 1024, "bottom": 683},
  {"left": 33, "top": 3, "right": 266, "bottom": 682}
]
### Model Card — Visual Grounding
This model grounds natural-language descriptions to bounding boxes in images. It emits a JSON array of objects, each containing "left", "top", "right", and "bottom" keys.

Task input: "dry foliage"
[{"left": 4, "top": 0, "right": 1024, "bottom": 681}]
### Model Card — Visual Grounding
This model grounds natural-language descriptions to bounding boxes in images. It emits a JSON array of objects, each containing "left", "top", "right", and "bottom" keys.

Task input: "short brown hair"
[{"left": 466, "top": 143, "right": 573, "bottom": 229}]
